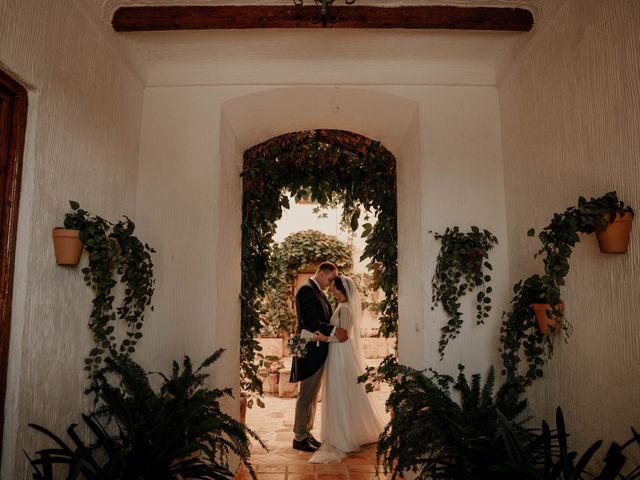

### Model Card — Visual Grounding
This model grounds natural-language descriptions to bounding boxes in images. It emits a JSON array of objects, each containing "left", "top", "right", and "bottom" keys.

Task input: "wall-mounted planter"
[
  {"left": 595, "top": 212, "right": 633, "bottom": 253},
  {"left": 52, "top": 228, "right": 83, "bottom": 265},
  {"left": 532, "top": 302, "right": 564, "bottom": 335}
]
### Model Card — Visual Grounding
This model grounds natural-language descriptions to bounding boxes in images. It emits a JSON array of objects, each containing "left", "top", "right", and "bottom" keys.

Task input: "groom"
[{"left": 290, "top": 261, "right": 348, "bottom": 452}]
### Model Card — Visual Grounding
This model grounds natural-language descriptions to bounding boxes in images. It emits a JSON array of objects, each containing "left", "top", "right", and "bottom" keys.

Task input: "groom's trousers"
[{"left": 293, "top": 365, "right": 324, "bottom": 441}]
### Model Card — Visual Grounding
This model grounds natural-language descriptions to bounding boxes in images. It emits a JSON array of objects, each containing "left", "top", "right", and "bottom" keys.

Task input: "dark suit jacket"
[{"left": 289, "top": 280, "right": 334, "bottom": 382}]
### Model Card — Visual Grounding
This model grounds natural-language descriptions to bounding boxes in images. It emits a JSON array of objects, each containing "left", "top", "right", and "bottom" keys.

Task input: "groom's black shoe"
[
  {"left": 292, "top": 438, "right": 318, "bottom": 452},
  {"left": 307, "top": 434, "right": 321, "bottom": 448}
]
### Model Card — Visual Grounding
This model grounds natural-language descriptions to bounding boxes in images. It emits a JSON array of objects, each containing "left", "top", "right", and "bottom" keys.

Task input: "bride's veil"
[{"left": 342, "top": 276, "right": 366, "bottom": 371}]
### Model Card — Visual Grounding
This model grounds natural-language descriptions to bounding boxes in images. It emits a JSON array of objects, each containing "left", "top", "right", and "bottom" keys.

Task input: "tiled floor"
[{"left": 236, "top": 381, "right": 391, "bottom": 479}]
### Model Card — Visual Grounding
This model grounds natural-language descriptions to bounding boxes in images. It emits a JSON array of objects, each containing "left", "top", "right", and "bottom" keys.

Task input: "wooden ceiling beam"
[{"left": 112, "top": 5, "right": 534, "bottom": 32}]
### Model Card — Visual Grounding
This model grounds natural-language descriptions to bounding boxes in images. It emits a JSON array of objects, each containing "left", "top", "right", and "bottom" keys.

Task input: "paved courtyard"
[{"left": 235, "top": 380, "right": 391, "bottom": 480}]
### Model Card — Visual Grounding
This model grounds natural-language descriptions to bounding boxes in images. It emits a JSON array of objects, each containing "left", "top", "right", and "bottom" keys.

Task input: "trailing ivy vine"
[
  {"left": 500, "top": 192, "right": 633, "bottom": 389},
  {"left": 241, "top": 129, "right": 398, "bottom": 396},
  {"left": 431, "top": 226, "right": 498, "bottom": 358},
  {"left": 64, "top": 201, "right": 155, "bottom": 374},
  {"left": 356, "top": 191, "right": 634, "bottom": 479}
]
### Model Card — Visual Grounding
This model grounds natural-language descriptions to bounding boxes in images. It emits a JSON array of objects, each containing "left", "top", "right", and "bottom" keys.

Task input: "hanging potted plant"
[
  {"left": 580, "top": 192, "right": 634, "bottom": 253},
  {"left": 54, "top": 201, "right": 155, "bottom": 375},
  {"left": 52, "top": 201, "right": 87, "bottom": 265},
  {"left": 531, "top": 302, "right": 564, "bottom": 335},
  {"left": 430, "top": 226, "right": 498, "bottom": 358},
  {"left": 502, "top": 192, "right": 633, "bottom": 388}
]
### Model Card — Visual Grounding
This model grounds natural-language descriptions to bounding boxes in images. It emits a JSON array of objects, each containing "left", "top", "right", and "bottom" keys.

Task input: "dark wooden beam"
[{"left": 112, "top": 5, "right": 534, "bottom": 32}]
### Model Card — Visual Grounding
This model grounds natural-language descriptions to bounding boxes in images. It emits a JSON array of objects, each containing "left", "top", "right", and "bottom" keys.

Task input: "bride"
[{"left": 308, "top": 275, "right": 388, "bottom": 463}]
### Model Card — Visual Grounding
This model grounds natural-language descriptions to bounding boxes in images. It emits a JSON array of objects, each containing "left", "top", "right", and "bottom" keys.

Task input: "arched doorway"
[
  {"left": 239, "top": 129, "right": 398, "bottom": 395},
  {"left": 213, "top": 87, "right": 425, "bottom": 409}
]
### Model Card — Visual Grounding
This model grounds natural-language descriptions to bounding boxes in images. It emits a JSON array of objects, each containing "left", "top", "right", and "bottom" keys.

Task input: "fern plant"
[
  {"left": 27, "top": 349, "right": 263, "bottom": 479},
  {"left": 363, "top": 359, "right": 640, "bottom": 480},
  {"left": 365, "top": 360, "right": 526, "bottom": 480}
]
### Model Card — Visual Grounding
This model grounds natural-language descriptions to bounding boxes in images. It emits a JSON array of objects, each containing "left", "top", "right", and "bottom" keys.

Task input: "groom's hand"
[{"left": 334, "top": 327, "right": 348, "bottom": 342}]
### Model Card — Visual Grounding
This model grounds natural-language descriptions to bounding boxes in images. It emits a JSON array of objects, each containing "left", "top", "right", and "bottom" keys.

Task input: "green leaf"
[{"left": 350, "top": 210, "right": 360, "bottom": 231}]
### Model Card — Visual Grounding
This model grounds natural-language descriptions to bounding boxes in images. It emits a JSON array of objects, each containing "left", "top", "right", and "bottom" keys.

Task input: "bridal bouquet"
[
  {"left": 288, "top": 329, "right": 317, "bottom": 357},
  {"left": 287, "top": 334, "right": 308, "bottom": 358}
]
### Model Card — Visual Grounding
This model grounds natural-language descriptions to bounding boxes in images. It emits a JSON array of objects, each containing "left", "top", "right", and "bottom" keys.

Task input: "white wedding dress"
[{"left": 309, "top": 278, "right": 388, "bottom": 464}]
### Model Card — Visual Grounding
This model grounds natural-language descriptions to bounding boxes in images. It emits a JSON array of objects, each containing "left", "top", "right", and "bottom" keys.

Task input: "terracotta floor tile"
[
  {"left": 257, "top": 464, "right": 288, "bottom": 473},
  {"left": 245, "top": 362, "right": 390, "bottom": 480},
  {"left": 342, "top": 455, "right": 370, "bottom": 464},
  {"left": 275, "top": 454, "right": 313, "bottom": 465},
  {"left": 347, "top": 465, "right": 377, "bottom": 473},
  {"left": 316, "top": 464, "right": 348, "bottom": 474},
  {"left": 288, "top": 464, "right": 317, "bottom": 473},
  {"left": 348, "top": 474, "right": 383, "bottom": 480}
]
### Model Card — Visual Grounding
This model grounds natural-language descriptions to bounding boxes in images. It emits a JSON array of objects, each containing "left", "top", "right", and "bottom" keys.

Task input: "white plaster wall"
[
  {"left": 419, "top": 86, "right": 509, "bottom": 374},
  {"left": 135, "top": 84, "right": 509, "bottom": 399},
  {"left": 0, "top": 0, "right": 144, "bottom": 477},
  {"left": 498, "top": 0, "right": 640, "bottom": 454}
]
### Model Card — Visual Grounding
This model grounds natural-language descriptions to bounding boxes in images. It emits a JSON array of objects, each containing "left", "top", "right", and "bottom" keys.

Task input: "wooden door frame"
[{"left": 0, "top": 68, "right": 27, "bottom": 464}]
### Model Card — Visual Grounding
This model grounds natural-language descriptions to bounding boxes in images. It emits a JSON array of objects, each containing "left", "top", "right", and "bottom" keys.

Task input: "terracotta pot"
[
  {"left": 532, "top": 303, "right": 564, "bottom": 335},
  {"left": 268, "top": 372, "right": 280, "bottom": 390},
  {"left": 595, "top": 212, "right": 633, "bottom": 253},
  {"left": 52, "top": 228, "right": 83, "bottom": 265}
]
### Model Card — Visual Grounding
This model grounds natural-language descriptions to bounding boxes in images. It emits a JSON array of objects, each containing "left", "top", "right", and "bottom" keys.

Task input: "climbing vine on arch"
[{"left": 240, "top": 129, "right": 398, "bottom": 395}]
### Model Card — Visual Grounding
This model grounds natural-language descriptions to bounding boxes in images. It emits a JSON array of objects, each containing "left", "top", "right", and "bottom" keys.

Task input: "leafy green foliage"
[
  {"left": 360, "top": 359, "right": 526, "bottom": 480},
  {"left": 360, "top": 191, "right": 637, "bottom": 480},
  {"left": 27, "top": 349, "right": 263, "bottom": 479},
  {"left": 360, "top": 358, "right": 640, "bottom": 480},
  {"left": 261, "top": 230, "right": 353, "bottom": 337},
  {"left": 406, "top": 407, "right": 640, "bottom": 480},
  {"left": 240, "top": 130, "right": 398, "bottom": 395},
  {"left": 64, "top": 201, "right": 155, "bottom": 374},
  {"left": 500, "top": 192, "right": 633, "bottom": 389},
  {"left": 500, "top": 274, "right": 569, "bottom": 389},
  {"left": 431, "top": 226, "right": 498, "bottom": 358}
]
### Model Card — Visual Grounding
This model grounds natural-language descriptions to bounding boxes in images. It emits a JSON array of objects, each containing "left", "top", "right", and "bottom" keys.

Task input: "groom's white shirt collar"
[{"left": 310, "top": 276, "right": 322, "bottom": 291}]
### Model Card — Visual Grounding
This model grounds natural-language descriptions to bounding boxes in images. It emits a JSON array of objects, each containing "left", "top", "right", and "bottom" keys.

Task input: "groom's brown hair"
[{"left": 315, "top": 261, "right": 337, "bottom": 274}]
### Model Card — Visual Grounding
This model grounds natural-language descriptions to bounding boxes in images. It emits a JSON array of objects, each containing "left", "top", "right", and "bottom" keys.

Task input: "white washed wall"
[
  {"left": 498, "top": 0, "right": 640, "bottom": 454},
  {"left": 135, "top": 84, "right": 509, "bottom": 399},
  {"left": 0, "top": 0, "right": 144, "bottom": 477}
]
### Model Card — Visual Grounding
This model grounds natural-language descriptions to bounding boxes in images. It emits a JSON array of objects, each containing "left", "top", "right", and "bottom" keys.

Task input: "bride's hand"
[{"left": 312, "top": 331, "right": 329, "bottom": 342}]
